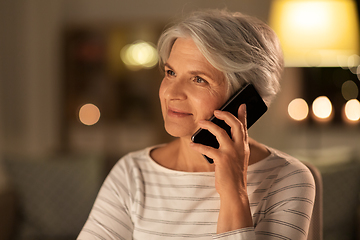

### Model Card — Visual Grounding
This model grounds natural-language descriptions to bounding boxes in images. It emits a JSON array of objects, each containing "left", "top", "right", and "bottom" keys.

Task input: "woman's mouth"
[{"left": 167, "top": 108, "right": 193, "bottom": 117}]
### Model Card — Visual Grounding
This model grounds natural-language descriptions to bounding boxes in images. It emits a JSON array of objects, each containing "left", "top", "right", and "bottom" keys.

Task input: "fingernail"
[{"left": 241, "top": 104, "right": 246, "bottom": 112}]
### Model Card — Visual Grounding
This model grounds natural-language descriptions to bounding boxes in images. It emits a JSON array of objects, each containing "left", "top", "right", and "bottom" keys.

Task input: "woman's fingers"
[
  {"left": 190, "top": 141, "right": 219, "bottom": 160},
  {"left": 191, "top": 119, "right": 234, "bottom": 161},
  {"left": 192, "top": 105, "right": 249, "bottom": 160},
  {"left": 197, "top": 119, "right": 232, "bottom": 146},
  {"left": 237, "top": 104, "right": 247, "bottom": 130},
  {"left": 194, "top": 104, "right": 248, "bottom": 148},
  {"left": 213, "top": 104, "right": 247, "bottom": 144},
  {"left": 237, "top": 104, "right": 248, "bottom": 143},
  {"left": 190, "top": 105, "right": 251, "bottom": 199}
]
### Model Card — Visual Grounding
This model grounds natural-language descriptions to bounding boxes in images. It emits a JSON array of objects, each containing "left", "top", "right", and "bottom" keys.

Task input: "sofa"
[{"left": 0, "top": 154, "right": 104, "bottom": 240}]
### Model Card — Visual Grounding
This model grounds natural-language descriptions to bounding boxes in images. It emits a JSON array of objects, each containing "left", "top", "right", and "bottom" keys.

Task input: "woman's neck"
[
  {"left": 150, "top": 137, "right": 270, "bottom": 173},
  {"left": 177, "top": 137, "right": 216, "bottom": 172},
  {"left": 151, "top": 137, "right": 215, "bottom": 172}
]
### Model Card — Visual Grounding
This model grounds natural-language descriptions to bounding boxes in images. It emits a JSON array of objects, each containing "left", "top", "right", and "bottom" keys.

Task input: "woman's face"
[{"left": 159, "top": 38, "right": 228, "bottom": 138}]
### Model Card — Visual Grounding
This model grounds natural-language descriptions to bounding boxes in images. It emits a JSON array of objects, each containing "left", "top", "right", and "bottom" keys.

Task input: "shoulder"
[
  {"left": 100, "top": 147, "right": 159, "bottom": 197},
  {"left": 271, "top": 148, "right": 314, "bottom": 183},
  {"left": 248, "top": 147, "right": 315, "bottom": 187},
  {"left": 110, "top": 145, "right": 174, "bottom": 179},
  {"left": 112, "top": 147, "right": 154, "bottom": 173},
  {"left": 250, "top": 148, "right": 316, "bottom": 239},
  {"left": 248, "top": 147, "right": 316, "bottom": 210},
  {"left": 264, "top": 148, "right": 316, "bottom": 200}
]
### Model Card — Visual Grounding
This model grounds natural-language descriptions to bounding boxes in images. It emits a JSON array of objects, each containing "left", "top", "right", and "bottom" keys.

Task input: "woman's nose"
[{"left": 164, "top": 79, "right": 187, "bottom": 100}]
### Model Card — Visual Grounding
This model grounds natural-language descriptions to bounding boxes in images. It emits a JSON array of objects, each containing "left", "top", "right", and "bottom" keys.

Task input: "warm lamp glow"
[
  {"left": 79, "top": 103, "right": 101, "bottom": 126},
  {"left": 288, "top": 98, "right": 309, "bottom": 121},
  {"left": 269, "top": 0, "right": 359, "bottom": 67},
  {"left": 344, "top": 99, "right": 360, "bottom": 121},
  {"left": 121, "top": 41, "right": 158, "bottom": 70},
  {"left": 312, "top": 96, "right": 333, "bottom": 120}
]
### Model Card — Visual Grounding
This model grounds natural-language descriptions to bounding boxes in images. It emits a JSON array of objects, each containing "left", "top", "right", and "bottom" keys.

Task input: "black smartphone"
[{"left": 191, "top": 83, "right": 267, "bottom": 163}]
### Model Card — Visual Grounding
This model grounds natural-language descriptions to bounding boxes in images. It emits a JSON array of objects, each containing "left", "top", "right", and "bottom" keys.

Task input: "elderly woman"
[{"left": 78, "top": 9, "right": 315, "bottom": 240}]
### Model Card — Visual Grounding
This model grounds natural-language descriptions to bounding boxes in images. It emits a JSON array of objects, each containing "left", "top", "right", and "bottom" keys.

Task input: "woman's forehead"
[{"left": 168, "top": 38, "right": 225, "bottom": 84}]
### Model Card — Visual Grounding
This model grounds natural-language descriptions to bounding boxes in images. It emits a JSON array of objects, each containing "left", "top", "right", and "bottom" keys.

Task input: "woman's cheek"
[{"left": 159, "top": 78, "right": 167, "bottom": 98}]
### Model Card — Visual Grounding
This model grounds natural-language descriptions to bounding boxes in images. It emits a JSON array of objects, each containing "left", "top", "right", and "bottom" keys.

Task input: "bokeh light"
[
  {"left": 341, "top": 80, "right": 359, "bottom": 100},
  {"left": 288, "top": 98, "right": 309, "bottom": 121},
  {"left": 79, "top": 103, "right": 101, "bottom": 126},
  {"left": 312, "top": 96, "right": 333, "bottom": 120},
  {"left": 344, "top": 99, "right": 360, "bottom": 122},
  {"left": 120, "top": 41, "right": 158, "bottom": 70},
  {"left": 348, "top": 54, "right": 360, "bottom": 69}
]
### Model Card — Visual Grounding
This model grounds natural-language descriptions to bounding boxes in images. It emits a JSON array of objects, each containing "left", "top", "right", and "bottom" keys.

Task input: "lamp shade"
[{"left": 269, "top": 0, "right": 360, "bottom": 67}]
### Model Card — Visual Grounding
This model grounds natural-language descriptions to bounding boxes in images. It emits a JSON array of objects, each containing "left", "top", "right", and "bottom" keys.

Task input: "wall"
[
  {"left": 62, "top": 0, "right": 271, "bottom": 23},
  {"left": 0, "top": 0, "right": 271, "bottom": 156},
  {"left": 0, "top": 0, "right": 359, "bottom": 160},
  {"left": 0, "top": 1, "right": 62, "bottom": 156}
]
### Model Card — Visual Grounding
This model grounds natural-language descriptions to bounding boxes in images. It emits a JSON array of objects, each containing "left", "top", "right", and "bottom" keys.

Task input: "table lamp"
[
  {"left": 269, "top": 0, "right": 359, "bottom": 67},
  {"left": 269, "top": 0, "right": 360, "bottom": 124}
]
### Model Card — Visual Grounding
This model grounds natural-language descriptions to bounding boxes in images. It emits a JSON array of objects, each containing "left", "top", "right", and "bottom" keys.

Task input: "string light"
[
  {"left": 288, "top": 98, "right": 309, "bottom": 121},
  {"left": 312, "top": 96, "right": 333, "bottom": 120},
  {"left": 79, "top": 103, "right": 101, "bottom": 126},
  {"left": 344, "top": 99, "right": 360, "bottom": 122}
]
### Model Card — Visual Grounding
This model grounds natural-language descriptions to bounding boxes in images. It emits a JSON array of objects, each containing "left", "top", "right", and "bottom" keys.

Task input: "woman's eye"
[
  {"left": 166, "top": 69, "right": 176, "bottom": 77},
  {"left": 194, "top": 76, "right": 207, "bottom": 84}
]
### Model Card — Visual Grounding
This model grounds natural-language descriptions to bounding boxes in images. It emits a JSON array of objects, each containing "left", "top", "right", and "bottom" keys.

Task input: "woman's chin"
[{"left": 164, "top": 124, "right": 196, "bottom": 140}]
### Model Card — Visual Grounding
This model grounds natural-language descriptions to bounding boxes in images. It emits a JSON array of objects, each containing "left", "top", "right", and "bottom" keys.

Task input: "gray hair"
[{"left": 157, "top": 9, "right": 284, "bottom": 106}]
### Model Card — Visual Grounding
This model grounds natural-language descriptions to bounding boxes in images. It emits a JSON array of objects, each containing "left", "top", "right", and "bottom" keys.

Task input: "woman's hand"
[
  {"left": 190, "top": 104, "right": 253, "bottom": 233},
  {"left": 190, "top": 104, "right": 249, "bottom": 197}
]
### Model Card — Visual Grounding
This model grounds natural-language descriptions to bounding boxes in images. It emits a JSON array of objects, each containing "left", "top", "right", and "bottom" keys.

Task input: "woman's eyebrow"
[
  {"left": 190, "top": 70, "right": 224, "bottom": 84},
  {"left": 165, "top": 62, "right": 222, "bottom": 83},
  {"left": 164, "top": 62, "right": 173, "bottom": 69},
  {"left": 165, "top": 62, "right": 210, "bottom": 76}
]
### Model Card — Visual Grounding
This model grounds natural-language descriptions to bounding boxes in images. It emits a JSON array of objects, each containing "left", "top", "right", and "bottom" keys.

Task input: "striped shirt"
[{"left": 77, "top": 146, "right": 315, "bottom": 240}]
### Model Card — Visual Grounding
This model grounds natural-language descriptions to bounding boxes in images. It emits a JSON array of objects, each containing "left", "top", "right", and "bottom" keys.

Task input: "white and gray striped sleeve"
[
  {"left": 213, "top": 158, "right": 315, "bottom": 240},
  {"left": 253, "top": 161, "right": 316, "bottom": 240},
  {"left": 77, "top": 161, "right": 134, "bottom": 240},
  {"left": 213, "top": 227, "right": 256, "bottom": 240}
]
